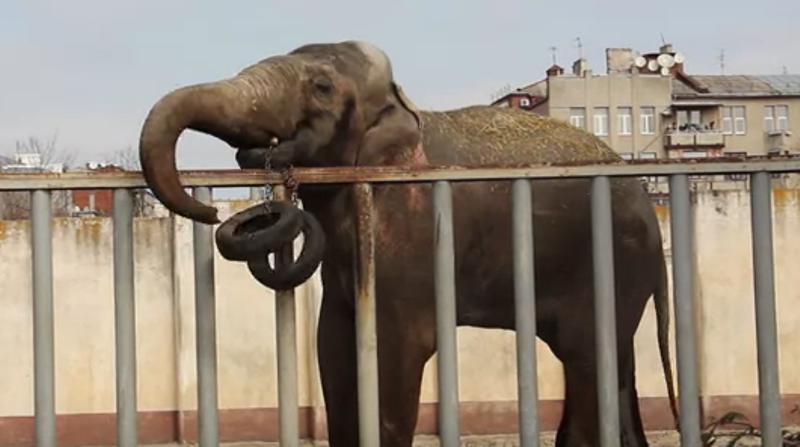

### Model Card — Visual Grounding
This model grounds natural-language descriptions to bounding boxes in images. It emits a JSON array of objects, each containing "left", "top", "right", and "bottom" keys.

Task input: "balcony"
[{"left": 664, "top": 130, "right": 725, "bottom": 149}]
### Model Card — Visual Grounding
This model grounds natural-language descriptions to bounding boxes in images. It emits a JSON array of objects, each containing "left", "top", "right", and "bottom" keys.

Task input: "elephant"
[{"left": 137, "top": 40, "right": 679, "bottom": 447}]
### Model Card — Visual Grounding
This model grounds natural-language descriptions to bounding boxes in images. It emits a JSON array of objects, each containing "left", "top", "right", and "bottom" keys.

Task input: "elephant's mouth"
[{"left": 234, "top": 134, "right": 291, "bottom": 170}]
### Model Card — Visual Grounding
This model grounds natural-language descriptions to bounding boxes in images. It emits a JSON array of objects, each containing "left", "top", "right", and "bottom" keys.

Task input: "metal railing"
[{"left": 2, "top": 156, "right": 798, "bottom": 447}]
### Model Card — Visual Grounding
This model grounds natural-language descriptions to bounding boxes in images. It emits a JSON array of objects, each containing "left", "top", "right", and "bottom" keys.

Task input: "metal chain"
[
  {"left": 281, "top": 164, "right": 299, "bottom": 205},
  {"left": 262, "top": 142, "right": 299, "bottom": 213},
  {"left": 262, "top": 148, "right": 275, "bottom": 214}
]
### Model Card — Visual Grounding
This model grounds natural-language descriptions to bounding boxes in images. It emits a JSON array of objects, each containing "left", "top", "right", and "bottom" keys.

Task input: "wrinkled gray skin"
[{"left": 138, "top": 40, "right": 678, "bottom": 447}]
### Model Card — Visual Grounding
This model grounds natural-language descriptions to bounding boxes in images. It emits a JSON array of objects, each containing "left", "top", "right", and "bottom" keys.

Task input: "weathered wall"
[{"left": 1, "top": 189, "right": 799, "bottom": 445}]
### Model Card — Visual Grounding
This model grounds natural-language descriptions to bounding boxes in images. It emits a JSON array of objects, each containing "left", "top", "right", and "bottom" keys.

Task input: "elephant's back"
[{"left": 419, "top": 106, "right": 620, "bottom": 166}]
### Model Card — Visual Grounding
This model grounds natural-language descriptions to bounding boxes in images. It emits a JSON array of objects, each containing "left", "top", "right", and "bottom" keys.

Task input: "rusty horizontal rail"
[{"left": 1, "top": 156, "right": 800, "bottom": 190}]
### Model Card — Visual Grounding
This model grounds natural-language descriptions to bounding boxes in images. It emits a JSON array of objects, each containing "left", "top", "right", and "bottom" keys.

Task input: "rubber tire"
[
  {"left": 246, "top": 210, "right": 326, "bottom": 291},
  {"left": 215, "top": 201, "right": 304, "bottom": 262}
]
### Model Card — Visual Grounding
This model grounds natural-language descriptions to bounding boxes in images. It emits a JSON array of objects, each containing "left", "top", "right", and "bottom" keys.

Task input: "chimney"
[
  {"left": 606, "top": 48, "right": 633, "bottom": 73},
  {"left": 546, "top": 64, "right": 564, "bottom": 77},
  {"left": 572, "top": 58, "right": 587, "bottom": 76}
]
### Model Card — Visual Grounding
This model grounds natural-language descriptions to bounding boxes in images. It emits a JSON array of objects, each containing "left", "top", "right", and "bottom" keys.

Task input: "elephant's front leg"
[{"left": 318, "top": 292, "right": 436, "bottom": 447}]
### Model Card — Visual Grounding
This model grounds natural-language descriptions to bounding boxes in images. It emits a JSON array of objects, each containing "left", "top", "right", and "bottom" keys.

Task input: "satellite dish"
[
  {"left": 661, "top": 66, "right": 670, "bottom": 76},
  {"left": 674, "top": 52, "right": 685, "bottom": 64},
  {"left": 634, "top": 56, "right": 647, "bottom": 68},
  {"left": 657, "top": 53, "right": 675, "bottom": 68},
  {"left": 647, "top": 59, "right": 659, "bottom": 71}
]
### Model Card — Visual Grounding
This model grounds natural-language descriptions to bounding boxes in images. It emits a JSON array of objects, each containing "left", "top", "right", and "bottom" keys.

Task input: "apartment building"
[
  {"left": 671, "top": 74, "right": 799, "bottom": 157},
  {"left": 491, "top": 44, "right": 800, "bottom": 160}
]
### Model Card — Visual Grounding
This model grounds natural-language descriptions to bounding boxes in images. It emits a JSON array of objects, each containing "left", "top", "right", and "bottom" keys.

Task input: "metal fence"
[{"left": 1, "top": 156, "right": 799, "bottom": 447}]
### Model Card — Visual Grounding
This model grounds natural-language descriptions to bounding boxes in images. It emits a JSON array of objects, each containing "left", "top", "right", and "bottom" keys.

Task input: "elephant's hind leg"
[
  {"left": 618, "top": 347, "right": 649, "bottom": 447},
  {"left": 549, "top": 301, "right": 650, "bottom": 447}
]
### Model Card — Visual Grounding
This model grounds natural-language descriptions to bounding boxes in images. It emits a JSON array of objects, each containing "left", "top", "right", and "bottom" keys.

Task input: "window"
[
  {"left": 683, "top": 150, "right": 708, "bottom": 158},
  {"left": 764, "top": 106, "right": 775, "bottom": 132},
  {"left": 617, "top": 107, "right": 632, "bottom": 135},
  {"left": 733, "top": 106, "right": 746, "bottom": 134},
  {"left": 764, "top": 105, "right": 789, "bottom": 132},
  {"left": 677, "top": 110, "right": 688, "bottom": 128},
  {"left": 569, "top": 107, "right": 586, "bottom": 130},
  {"left": 776, "top": 105, "right": 789, "bottom": 131},
  {"left": 619, "top": 152, "right": 634, "bottom": 160},
  {"left": 722, "top": 107, "right": 733, "bottom": 134},
  {"left": 519, "top": 98, "right": 531, "bottom": 107},
  {"left": 675, "top": 109, "right": 702, "bottom": 131},
  {"left": 593, "top": 107, "right": 609, "bottom": 136},
  {"left": 640, "top": 106, "right": 655, "bottom": 135}
]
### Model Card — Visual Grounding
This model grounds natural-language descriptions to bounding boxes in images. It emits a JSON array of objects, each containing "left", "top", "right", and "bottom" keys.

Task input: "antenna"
[
  {"left": 718, "top": 49, "right": 725, "bottom": 75},
  {"left": 574, "top": 37, "right": 583, "bottom": 60},
  {"left": 549, "top": 46, "right": 558, "bottom": 65},
  {"left": 660, "top": 33, "right": 667, "bottom": 45}
]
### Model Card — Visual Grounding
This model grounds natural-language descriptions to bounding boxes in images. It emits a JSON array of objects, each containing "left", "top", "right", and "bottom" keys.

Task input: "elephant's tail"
[{"left": 655, "top": 251, "right": 680, "bottom": 431}]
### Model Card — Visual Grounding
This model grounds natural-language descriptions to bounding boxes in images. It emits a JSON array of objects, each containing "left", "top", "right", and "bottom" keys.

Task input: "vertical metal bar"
[
  {"left": 591, "top": 176, "right": 620, "bottom": 447},
  {"left": 512, "top": 179, "right": 539, "bottom": 447},
  {"left": 669, "top": 174, "right": 702, "bottom": 446},
  {"left": 273, "top": 185, "right": 299, "bottom": 447},
  {"left": 113, "top": 189, "right": 138, "bottom": 447},
  {"left": 31, "top": 190, "right": 55, "bottom": 447},
  {"left": 353, "top": 182, "right": 380, "bottom": 447},
  {"left": 433, "top": 180, "right": 461, "bottom": 447},
  {"left": 192, "top": 186, "right": 219, "bottom": 447},
  {"left": 750, "top": 171, "right": 782, "bottom": 447}
]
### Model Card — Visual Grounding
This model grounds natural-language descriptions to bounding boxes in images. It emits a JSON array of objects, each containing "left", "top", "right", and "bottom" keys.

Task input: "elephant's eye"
[{"left": 312, "top": 77, "right": 334, "bottom": 95}]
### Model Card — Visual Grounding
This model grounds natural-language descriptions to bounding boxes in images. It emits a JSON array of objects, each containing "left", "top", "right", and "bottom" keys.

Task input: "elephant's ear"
[
  {"left": 342, "top": 41, "right": 424, "bottom": 165},
  {"left": 348, "top": 41, "right": 420, "bottom": 128},
  {"left": 391, "top": 82, "right": 421, "bottom": 128},
  {"left": 355, "top": 79, "right": 423, "bottom": 166}
]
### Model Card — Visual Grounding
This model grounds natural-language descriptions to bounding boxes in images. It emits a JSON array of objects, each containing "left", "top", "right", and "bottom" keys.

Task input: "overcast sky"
[{"left": 1, "top": 0, "right": 798, "bottom": 171}]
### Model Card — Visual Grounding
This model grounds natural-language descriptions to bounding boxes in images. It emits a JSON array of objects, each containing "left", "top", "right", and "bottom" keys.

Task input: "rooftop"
[{"left": 674, "top": 74, "right": 800, "bottom": 98}]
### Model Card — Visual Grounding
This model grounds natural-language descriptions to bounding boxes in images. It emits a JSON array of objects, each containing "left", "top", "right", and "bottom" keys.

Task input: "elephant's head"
[{"left": 139, "top": 40, "right": 422, "bottom": 224}]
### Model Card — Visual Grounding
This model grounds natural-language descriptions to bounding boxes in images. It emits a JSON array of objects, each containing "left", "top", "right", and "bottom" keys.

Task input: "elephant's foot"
[
  {"left": 617, "top": 355, "right": 650, "bottom": 447},
  {"left": 555, "top": 357, "right": 649, "bottom": 447}
]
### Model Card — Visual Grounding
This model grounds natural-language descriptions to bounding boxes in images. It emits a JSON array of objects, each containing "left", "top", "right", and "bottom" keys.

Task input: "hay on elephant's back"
[{"left": 421, "top": 105, "right": 620, "bottom": 165}]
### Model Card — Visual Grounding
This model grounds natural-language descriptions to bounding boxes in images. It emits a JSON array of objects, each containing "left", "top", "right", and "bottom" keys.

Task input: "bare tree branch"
[
  {"left": 103, "top": 145, "right": 141, "bottom": 171},
  {"left": 1, "top": 134, "right": 75, "bottom": 220}
]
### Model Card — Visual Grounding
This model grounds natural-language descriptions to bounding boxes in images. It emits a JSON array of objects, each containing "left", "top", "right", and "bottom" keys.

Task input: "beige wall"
[
  {"left": 1, "top": 191, "right": 799, "bottom": 436},
  {"left": 545, "top": 72, "right": 672, "bottom": 158}
]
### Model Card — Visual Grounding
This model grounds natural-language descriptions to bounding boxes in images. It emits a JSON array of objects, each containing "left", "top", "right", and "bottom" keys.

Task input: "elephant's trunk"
[{"left": 139, "top": 75, "right": 290, "bottom": 224}]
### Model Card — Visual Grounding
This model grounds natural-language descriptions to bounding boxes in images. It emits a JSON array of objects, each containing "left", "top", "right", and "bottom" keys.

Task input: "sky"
[{"left": 1, "top": 0, "right": 798, "bottom": 173}]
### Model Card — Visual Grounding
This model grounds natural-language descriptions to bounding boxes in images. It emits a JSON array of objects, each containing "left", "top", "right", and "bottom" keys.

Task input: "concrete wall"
[
  {"left": 545, "top": 72, "right": 673, "bottom": 158},
  {"left": 1, "top": 190, "right": 799, "bottom": 445}
]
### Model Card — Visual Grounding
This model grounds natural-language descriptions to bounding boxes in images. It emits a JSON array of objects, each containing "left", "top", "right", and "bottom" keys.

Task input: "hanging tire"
[
  {"left": 214, "top": 201, "right": 304, "bottom": 262},
  {"left": 247, "top": 210, "right": 326, "bottom": 291}
]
